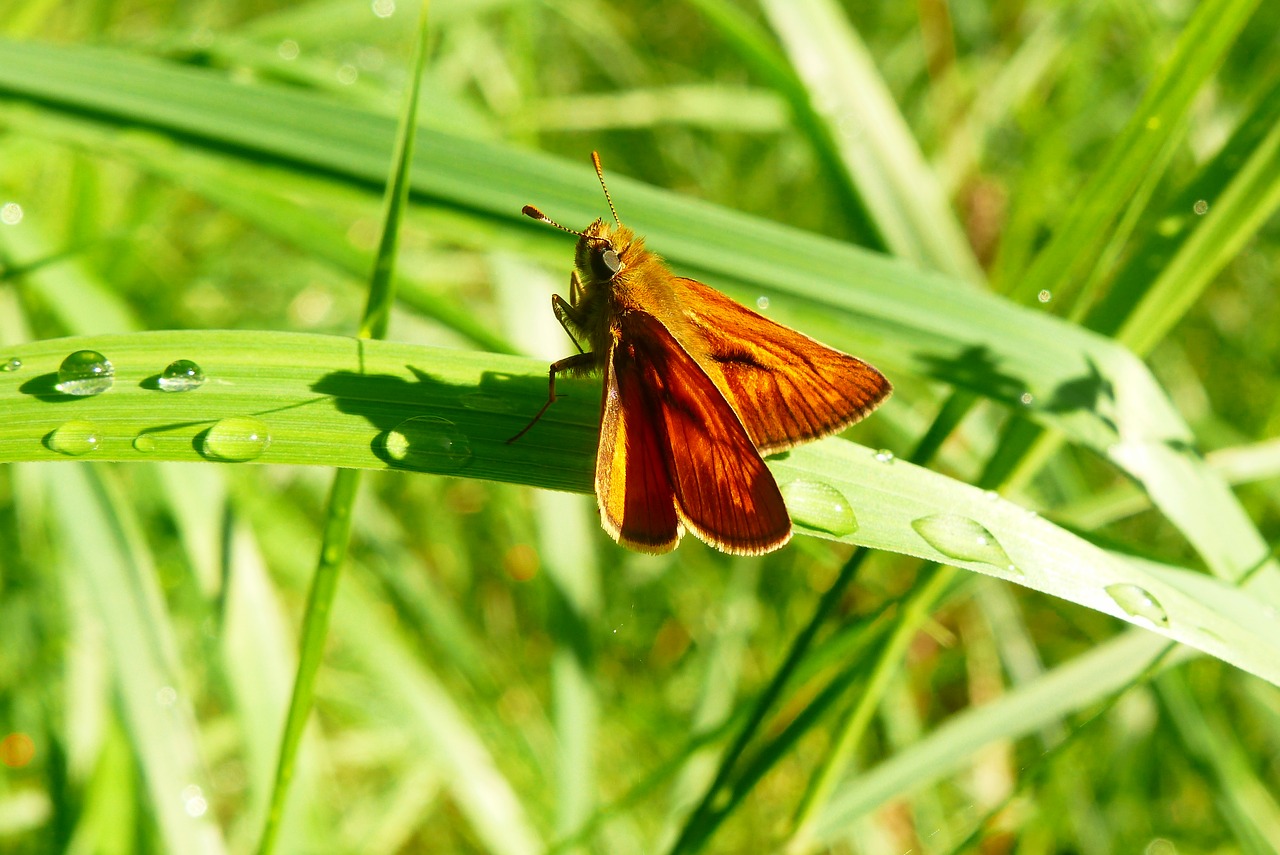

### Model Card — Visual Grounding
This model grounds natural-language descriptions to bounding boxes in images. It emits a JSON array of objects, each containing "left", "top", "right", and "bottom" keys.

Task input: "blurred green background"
[{"left": 1, "top": 1, "right": 1279, "bottom": 853}]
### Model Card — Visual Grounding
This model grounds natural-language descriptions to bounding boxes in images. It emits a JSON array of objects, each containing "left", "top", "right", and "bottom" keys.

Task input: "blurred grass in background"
[{"left": 1, "top": 1, "right": 1280, "bottom": 853}]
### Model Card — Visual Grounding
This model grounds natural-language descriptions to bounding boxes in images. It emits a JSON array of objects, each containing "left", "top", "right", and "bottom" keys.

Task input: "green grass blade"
[
  {"left": 683, "top": 0, "right": 884, "bottom": 246},
  {"left": 1116, "top": 80, "right": 1280, "bottom": 355},
  {"left": 786, "top": 566, "right": 957, "bottom": 849},
  {"left": 234, "top": 479, "right": 546, "bottom": 854},
  {"left": 2, "top": 329, "right": 1278, "bottom": 687},
  {"left": 807, "top": 631, "right": 1184, "bottom": 844},
  {"left": 258, "top": 6, "right": 433, "bottom": 853},
  {"left": 758, "top": 0, "right": 984, "bottom": 281},
  {"left": 1013, "top": 0, "right": 1263, "bottom": 306},
  {"left": 48, "top": 465, "right": 229, "bottom": 854},
  {"left": 1159, "top": 673, "right": 1280, "bottom": 851},
  {"left": 2, "top": 33, "right": 1268, "bottom": 600}
]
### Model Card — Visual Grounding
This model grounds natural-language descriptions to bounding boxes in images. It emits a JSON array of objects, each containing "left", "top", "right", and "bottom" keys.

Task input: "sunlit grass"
[{"left": 1, "top": 1, "right": 1278, "bottom": 853}]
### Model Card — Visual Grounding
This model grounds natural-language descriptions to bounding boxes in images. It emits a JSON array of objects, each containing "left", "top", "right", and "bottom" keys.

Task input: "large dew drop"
[
  {"left": 911, "top": 514, "right": 1019, "bottom": 574},
  {"left": 383, "top": 416, "right": 473, "bottom": 472},
  {"left": 56, "top": 350, "right": 114, "bottom": 396},
  {"left": 158, "top": 359, "right": 206, "bottom": 392},
  {"left": 1105, "top": 583, "right": 1169, "bottom": 627},
  {"left": 47, "top": 420, "right": 103, "bottom": 456},
  {"left": 201, "top": 417, "right": 271, "bottom": 462},
  {"left": 780, "top": 480, "right": 858, "bottom": 537}
]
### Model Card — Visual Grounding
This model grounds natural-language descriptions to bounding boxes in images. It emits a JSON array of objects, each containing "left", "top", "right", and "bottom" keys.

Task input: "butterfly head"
[{"left": 576, "top": 218, "right": 627, "bottom": 284}]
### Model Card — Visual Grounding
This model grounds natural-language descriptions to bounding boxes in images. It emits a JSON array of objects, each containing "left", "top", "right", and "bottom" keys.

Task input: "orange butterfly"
[{"left": 511, "top": 153, "right": 890, "bottom": 555}]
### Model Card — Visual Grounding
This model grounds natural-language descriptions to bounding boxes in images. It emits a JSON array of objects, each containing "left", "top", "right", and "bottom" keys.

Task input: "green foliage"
[{"left": 1, "top": 1, "right": 1278, "bottom": 852}]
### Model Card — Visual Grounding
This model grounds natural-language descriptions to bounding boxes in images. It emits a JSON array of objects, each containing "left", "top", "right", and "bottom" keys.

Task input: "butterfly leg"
[
  {"left": 507, "top": 351, "right": 597, "bottom": 444},
  {"left": 553, "top": 273, "right": 588, "bottom": 354}
]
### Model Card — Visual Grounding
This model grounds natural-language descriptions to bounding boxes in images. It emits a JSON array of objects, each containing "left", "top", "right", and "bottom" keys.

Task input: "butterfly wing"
[
  {"left": 671, "top": 277, "right": 891, "bottom": 454},
  {"left": 595, "top": 310, "right": 792, "bottom": 555},
  {"left": 595, "top": 336, "right": 683, "bottom": 553}
]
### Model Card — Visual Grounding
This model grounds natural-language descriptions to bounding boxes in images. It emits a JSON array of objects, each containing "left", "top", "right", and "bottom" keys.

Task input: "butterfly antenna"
[
  {"left": 591, "top": 152, "right": 622, "bottom": 226},
  {"left": 522, "top": 205, "right": 588, "bottom": 238}
]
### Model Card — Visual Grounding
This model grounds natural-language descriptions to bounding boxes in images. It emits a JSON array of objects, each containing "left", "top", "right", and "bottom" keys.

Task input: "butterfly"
[{"left": 510, "top": 153, "right": 890, "bottom": 555}]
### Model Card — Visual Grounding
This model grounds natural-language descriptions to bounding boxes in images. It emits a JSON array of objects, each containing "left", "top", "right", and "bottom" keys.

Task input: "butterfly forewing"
[
  {"left": 670, "top": 277, "right": 891, "bottom": 454},
  {"left": 600, "top": 310, "right": 791, "bottom": 555}
]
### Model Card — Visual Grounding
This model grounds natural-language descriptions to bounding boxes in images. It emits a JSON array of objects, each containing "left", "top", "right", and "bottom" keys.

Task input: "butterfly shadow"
[
  {"left": 311, "top": 364, "right": 597, "bottom": 491},
  {"left": 920, "top": 346, "right": 1128, "bottom": 438}
]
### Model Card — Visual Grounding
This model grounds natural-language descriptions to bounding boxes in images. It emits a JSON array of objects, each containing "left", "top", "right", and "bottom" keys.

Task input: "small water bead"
[
  {"left": 181, "top": 784, "right": 208, "bottom": 818},
  {"left": 336, "top": 64, "right": 358, "bottom": 85},
  {"left": 1193, "top": 199, "right": 1209, "bottom": 215},
  {"left": 371, "top": 0, "right": 396, "bottom": 18},
  {"left": 755, "top": 296, "right": 770, "bottom": 311},
  {"left": 158, "top": 359, "right": 206, "bottom": 392},
  {"left": 779, "top": 480, "right": 858, "bottom": 537},
  {"left": 1037, "top": 290, "right": 1052, "bottom": 303},
  {"left": 201, "top": 417, "right": 271, "bottom": 462},
  {"left": 155, "top": 686, "right": 177, "bottom": 707},
  {"left": 1105, "top": 583, "right": 1169, "bottom": 627},
  {"left": 384, "top": 416, "right": 472, "bottom": 472},
  {"left": 873, "top": 448, "right": 895, "bottom": 463},
  {"left": 132, "top": 434, "right": 158, "bottom": 453},
  {"left": 47, "top": 420, "right": 103, "bottom": 456},
  {"left": 911, "top": 514, "right": 1019, "bottom": 574},
  {"left": 56, "top": 350, "right": 114, "bottom": 396},
  {"left": 1, "top": 357, "right": 20, "bottom": 372},
  {"left": 0, "top": 202, "right": 22, "bottom": 225},
  {"left": 277, "top": 39, "right": 299, "bottom": 60},
  {"left": 1019, "top": 392, "right": 1034, "bottom": 406}
]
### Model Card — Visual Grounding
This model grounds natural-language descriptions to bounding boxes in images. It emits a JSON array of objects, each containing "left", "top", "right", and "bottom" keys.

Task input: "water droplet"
[
  {"left": 1145, "top": 115, "right": 1162, "bottom": 131},
  {"left": 277, "top": 39, "right": 299, "bottom": 60},
  {"left": 0, "top": 202, "right": 22, "bottom": 225},
  {"left": 201, "top": 417, "right": 271, "bottom": 462},
  {"left": 1019, "top": 392, "right": 1034, "bottom": 406},
  {"left": 983, "top": 490, "right": 999, "bottom": 501},
  {"left": 1105, "top": 583, "right": 1168, "bottom": 626},
  {"left": 780, "top": 480, "right": 858, "bottom": 536},
  {"left": 383, "top": 416, "right": 472, "bottom": 472},
  {"left": 132, "top": 434, "right": 158, "bottom": 453},
  {"left": 55, "top": 350, "right": 114, "bottom": 396},
  {"left": 911, "top": 514, "right": 1018, "bottom": 574},
  {"left": 873, "top": 448, "right": 895, "bottom": 463},
  {"left": 158, "top": 359, "right": 206, "bottom": 392},
  {"left": 336, "top": 64, "right": 358, "bottom": 85},
  {"left": 756, "top": 296, "right": 770, "bottom": 311},
  {"left": 1193, "top": 199, "right": 1209, "bottom": 215},
  {"left": 47, "top": 420, "right": 102, "bottom": 456},
  {"left": 1037, "top": 290, "right": 1052, "bottom": 303},
  {"left": 156, "top": 686, "right": 177, "bottom": 706},
  {"left": 1, "top": 356, "right": 20, "bottom": 372},
  {"left": 371, "top": 0, "right": 396, "bottom": 17},
  {"left": 181, "top": 784, "right": 208, "bottom": 817}
]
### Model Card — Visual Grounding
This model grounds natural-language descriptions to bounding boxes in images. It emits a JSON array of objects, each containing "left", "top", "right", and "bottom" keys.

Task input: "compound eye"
[{"left": 592, "top": 247, "right": 622, "bottom": 279}]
